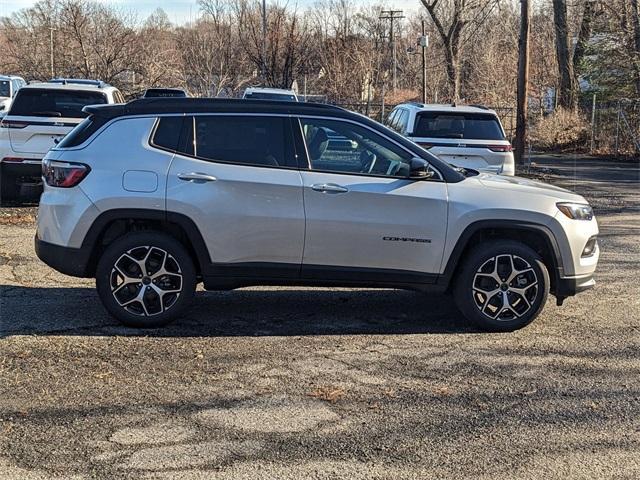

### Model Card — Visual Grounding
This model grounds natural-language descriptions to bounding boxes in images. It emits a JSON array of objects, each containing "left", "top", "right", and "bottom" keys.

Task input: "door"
[
  {"left": 295, "top": 117, "right": 449, "bottom": 282},
  {"left": 165, "top": 114, "right": 305, "bottom": 278}
]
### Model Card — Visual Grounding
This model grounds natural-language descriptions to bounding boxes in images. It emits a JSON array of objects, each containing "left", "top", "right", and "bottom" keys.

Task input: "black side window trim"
[{"left": 163, "top": 114, "right": 300, "bottom": 171}]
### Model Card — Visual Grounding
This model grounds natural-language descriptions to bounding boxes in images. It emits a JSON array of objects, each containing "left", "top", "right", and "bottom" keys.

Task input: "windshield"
[
  {"left": 0, "top": 81, "right": 9, "bottom": 97},
  {"left": 244, "top": 92, "right": 297, "bottom": 101},
  {"left": 414, "top": 112, "right": 505, "bottom": 140},
  {"left": 9, "top": 88, "right": 108, "bottom": 118}
]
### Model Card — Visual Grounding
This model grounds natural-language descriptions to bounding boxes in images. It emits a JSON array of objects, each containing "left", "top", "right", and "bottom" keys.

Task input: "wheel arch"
[
  {"left": 81, "top": 209, "right": 211, "bottom": 278},
  {"left": 439, "top": 220, "right": 564, "bottom": 294}
]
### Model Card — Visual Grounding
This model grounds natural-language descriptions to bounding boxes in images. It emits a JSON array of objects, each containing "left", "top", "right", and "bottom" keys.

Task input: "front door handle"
[
  {"left": 311, "top": 183, "right": 349, "bottom": 193},
  {"left": 178, "top": 172, "right": 217, "bottom": 183}
]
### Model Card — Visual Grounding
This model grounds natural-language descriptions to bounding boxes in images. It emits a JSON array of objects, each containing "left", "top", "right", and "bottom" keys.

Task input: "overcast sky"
[{"left": 1, "top": 0, "right": 422, "bottom": 24}]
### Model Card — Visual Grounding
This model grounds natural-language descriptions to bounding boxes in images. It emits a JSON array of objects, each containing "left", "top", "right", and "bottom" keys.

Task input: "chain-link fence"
[{"left": 586, "top": 100, "right": 640, "bottom": 156}]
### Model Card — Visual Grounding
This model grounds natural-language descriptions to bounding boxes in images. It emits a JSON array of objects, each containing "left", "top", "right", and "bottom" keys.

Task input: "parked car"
[
  {"left": 0, "top": 75, "right": 26, "bottom": 116},
  {"left": 142, "top": 88, "right": 188, "bottom": 98},
  {"left": 242, "top": 87, "right": 298, "bottom": 101},
  {"left": 386, "top": 103, "right": 515, "bottom": 175},
  {"left": 0, "top": 79, "right": 124, "bottom": 200},
  {"left": 35, "top": 98, "right": 598, "bottom": 331}
]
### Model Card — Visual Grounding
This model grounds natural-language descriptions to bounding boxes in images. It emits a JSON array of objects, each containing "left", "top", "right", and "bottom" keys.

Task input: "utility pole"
[
  {"left": 49, "top": 26, "right": 55, "bottom": 78},
  {"left": 261, "top": 0, "right": 267, "bottom": 83},
  {"left": 419, "top": 20, "right": 428, "bottom": 103},
  {"left": 514, "top": 0, "right": 531, "bottom": 166},
  {"left": 379, "top": 10, "right": 404, "bottom": 92}
]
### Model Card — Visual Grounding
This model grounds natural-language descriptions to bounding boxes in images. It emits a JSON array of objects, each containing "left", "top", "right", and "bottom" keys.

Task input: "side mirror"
[{"left": 409, "top": 157, "right": 434, "bottom": 180}]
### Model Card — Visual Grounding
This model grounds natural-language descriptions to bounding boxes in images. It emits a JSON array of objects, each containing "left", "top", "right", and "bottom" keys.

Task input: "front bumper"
[
  {"left": 35, "top": 235, "right": 92, "bottom": 278},
  {"left": 554, "top": 272, "right": 595, "bottom": 298}
]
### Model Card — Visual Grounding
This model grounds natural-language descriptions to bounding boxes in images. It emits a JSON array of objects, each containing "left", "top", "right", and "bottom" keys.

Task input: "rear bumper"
[
  {"left": 1, "top": 160, "right": 42, "bottom": 178},
  {"left": 554, "top": 272, "right": 595, "bottom": 297},
  {"left": 34, "top": 235, "right": 92, "bottom": 277}
]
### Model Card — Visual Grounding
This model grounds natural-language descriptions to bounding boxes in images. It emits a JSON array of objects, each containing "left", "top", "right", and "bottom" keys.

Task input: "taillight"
[
  {"left": 417, "top": 143, "right": 433, "bottom": 150},
  {"left": 2, "top": 157, "right": 26, "bottom": 163},
  {"left": 0, "top": 119, "right": 28, "bottom": 129},
  {"left": 487, "top": 144, "right": 513, "bottom": 152},
  {"left": 42, "top": 159, "right": 90, "bottom": 187}
]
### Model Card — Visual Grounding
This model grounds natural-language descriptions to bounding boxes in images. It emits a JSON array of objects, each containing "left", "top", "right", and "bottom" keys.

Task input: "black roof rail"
[{"left": 83, "top": 97, "right": 348, "bottom": 119}]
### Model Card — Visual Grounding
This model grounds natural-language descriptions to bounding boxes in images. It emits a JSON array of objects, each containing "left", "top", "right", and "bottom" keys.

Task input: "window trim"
[
  {"left": 293, "top": 115, "right": 444, "bottom": 181},
  {"left": 149, "top": 113, "right": 300, "bottom": 171}
]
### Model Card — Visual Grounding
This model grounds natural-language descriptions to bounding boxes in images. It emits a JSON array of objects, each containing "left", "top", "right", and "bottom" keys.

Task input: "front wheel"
[
  {"left": 96, "top": 232, "right": 196, "bottom": 328},
  {"left": 453, "top": 241, "right": 550, "bottom": 332}
]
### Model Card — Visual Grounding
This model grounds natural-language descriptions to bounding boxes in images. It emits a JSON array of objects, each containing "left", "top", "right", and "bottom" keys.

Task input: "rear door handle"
[
  {"left": 311, "top": 183, "right": 349, "bottom": 193},
  {"left": 178, "top": 172, "right": 217, "bottom": 183}
]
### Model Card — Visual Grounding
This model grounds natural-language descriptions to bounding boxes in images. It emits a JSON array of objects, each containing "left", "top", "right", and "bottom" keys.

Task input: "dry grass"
[{"left": 530, "top": 108, "right": 590, "bottom": 151}]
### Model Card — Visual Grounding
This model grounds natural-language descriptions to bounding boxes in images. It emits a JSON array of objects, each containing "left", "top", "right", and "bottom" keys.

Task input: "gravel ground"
[{"left": 0, "top": 156, "right": 639, "bottom": 479}]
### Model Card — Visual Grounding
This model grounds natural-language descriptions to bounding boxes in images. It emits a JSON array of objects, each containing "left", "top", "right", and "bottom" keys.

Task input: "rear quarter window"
[
  {"left": 151, "top": 116, "right": 185, "bottom": 152},
  {"left": 414, "top": 112, "right": 505, "bottom": 140},
  {"left": 9, "top": 88, "right": 108, "bottom": 118},
  {"left": 57, "top": 115, "right": 108, "bottom": 148}
]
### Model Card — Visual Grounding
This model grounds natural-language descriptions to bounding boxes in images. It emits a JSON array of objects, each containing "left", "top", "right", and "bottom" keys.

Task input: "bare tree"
[
  {"left": 420, "top": 0, "right": 500, "bottom": 102},
  {"left": 631, "top": 0, "right": 640, "bottom": 94},
  {"left": 514, "top": 0, "right": 531, "bottom": 165}
]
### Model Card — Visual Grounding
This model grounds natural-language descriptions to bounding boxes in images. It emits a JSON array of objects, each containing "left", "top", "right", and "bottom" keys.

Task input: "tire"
[
  {"left": 96, "top": 232, "right": 196, "bottom": 328},
  {"left": 453, "top": 240, "right": 550, "bottom": 332}
]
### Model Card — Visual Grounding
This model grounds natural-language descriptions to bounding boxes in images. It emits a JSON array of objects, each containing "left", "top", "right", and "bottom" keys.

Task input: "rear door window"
[
  {"left": 185, "top": 115, "right": 293, "bottom": 168},
  {"left": 414, "top": 112, "right": 505, "bottom": 140},
  {"left": 9, "top": 88, "right": 108, "bottom": 118}
]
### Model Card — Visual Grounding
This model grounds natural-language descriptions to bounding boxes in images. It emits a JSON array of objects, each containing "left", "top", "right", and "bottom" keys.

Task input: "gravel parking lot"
[{"left": 1, "top": 155, "right": 639, "bottom": 479}]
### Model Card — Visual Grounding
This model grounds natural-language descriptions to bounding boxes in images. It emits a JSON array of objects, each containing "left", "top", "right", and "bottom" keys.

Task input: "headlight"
[{"left": 557, "top": 202, "right": 594, "bottom": 220}]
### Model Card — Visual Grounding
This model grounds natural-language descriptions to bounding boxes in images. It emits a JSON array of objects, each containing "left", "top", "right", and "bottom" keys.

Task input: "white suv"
[
  {"left": 242, "top": 87, "right": 298, "bottom": 101},
  {"left": 0, "top": 79, "right": 124, "bottom": 200},
  {"left": 386, "top": 103, "right": 515, "bottom": 175},
  {"left": 0, "top": 75, "right": 26, "bottom": 116},
  {"left": 35, "top": 98, "right": 598, "bottom": 331}
]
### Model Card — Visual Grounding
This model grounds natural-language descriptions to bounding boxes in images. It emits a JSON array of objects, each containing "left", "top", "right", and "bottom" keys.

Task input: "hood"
[{"left": 475, "top": 173, "right": 586, "bottom": 202}]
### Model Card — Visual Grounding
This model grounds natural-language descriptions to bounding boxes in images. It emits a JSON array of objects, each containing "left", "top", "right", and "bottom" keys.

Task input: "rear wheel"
[
  {"left": 453, "top": 240, "right": 549, "bottom": 331},
  {"left": 96, "top": 232, "right": 196, "bottom": 328}
]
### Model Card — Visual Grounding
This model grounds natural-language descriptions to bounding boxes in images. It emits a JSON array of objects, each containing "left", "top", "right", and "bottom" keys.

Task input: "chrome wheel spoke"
[
  {"left": 110, "top": 245, "right": 183, "bottom": 317},
  {"left": 472, "top": 253, "right": 540, "bottom": 322}
]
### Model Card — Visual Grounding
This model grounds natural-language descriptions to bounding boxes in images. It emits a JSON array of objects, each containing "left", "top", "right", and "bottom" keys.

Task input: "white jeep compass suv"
[
  {"left": 0, "top": 79, "right": 124, "bottom": 200},
  {"left": 386, "top": 103, "right": 515, "bottom": 175},
  {"left": 35, "top": 98, "right": 599, "bottom": 331}
]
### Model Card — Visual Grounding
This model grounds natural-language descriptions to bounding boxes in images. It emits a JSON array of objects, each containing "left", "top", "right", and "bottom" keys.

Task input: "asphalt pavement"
[{"left": 0, "top": 155, "right": 638, "bottom": 479}]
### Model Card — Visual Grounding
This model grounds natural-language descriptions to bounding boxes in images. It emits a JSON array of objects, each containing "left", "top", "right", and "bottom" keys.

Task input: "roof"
[
  {"left": 398, "top": 102, "right": 498, "bottom": 115},
  {"left": 22, "top": 82, "right": 117, "bottom": 92},
  {"left": 0, "top": 75, "right": 25, "bottom": 81},
  {"left": 84, "top": 97, "right": 349, "bottom": 119},
  {"left": 244, "top": 87, "right": 296, "bottom": 95}
]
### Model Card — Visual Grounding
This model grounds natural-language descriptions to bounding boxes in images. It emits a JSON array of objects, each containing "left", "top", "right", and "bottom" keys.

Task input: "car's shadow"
[{"left": 0, "top": 286, "right": 481, "bottom": 337}]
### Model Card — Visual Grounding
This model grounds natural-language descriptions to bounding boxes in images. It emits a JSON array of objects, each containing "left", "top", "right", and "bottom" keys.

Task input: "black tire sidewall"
[
  {"left": 96, "top": 232, "right": 196, "bottom": 328},
  {"left": 454, "top": 241, "right": 550, "bottom": 332}
]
